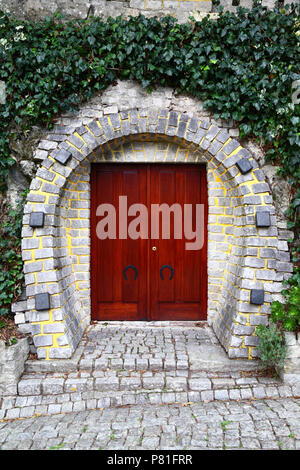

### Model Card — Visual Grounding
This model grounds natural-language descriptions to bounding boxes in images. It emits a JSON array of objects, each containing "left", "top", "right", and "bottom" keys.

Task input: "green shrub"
[
  {"left": 270, "top": 268, "right": 300, "bottom": 332},
  {"left": 256, "top": 322, "right": 287, "bottom": 373}
]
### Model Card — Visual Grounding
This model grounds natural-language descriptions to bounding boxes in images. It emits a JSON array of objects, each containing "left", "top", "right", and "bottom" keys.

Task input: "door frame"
[{"left": 90, "top": 162, "right": 208, "bottom": 322}]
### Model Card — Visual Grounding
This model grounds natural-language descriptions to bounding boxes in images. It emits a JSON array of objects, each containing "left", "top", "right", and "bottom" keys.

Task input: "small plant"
[
  {"left": 220, "top": 420, "right": 232, "bottom": 432},
  {"left": 49, "top": 442, "right": 65, "bottom": 450},
  {"left": 270, "top": 268, "right": 300, "bottom": 332},
  {"left": 6, "top": 337, "right": 17, "bottom": 346},
  {"left": 256, "top": 322, "right": 287, "bottom": 374}
]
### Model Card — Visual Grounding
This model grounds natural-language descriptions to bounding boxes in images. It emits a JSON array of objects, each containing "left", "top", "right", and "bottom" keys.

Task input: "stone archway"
[{"left": 22, "top": 109, "right": 280, "bottom": 360}]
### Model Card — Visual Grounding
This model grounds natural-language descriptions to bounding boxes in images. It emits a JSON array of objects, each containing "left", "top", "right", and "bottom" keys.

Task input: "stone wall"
[
  {"left": 281, "top": 332, "right": 300, "bottom": 385},
  {"left": 0, "top": 338, "right": 29, "bottom": 396},
  {"left": 0, "top": 0, "right": 287, "bottom": 24},
  {"left": 8, "top": 80, "right": 293, "bottom": 361},
  {"left": 3, "top": 0, "right": 295, "bottom": 363}
]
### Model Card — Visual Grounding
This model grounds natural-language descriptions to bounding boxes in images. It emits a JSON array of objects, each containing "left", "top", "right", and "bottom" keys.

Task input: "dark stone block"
[
  {"left": 35, "top": 293, "right": 50, "bottom": 311},
  {"left": 236, "top": 157, "right": 253, "bottom": 174},
  {"left": 29, "top": 212, "right": 45, "bottom": 228},
  {"left": 54, "top": 149, "right": 72, "bottom": 165},
  {"left": 250, "top": 289, "right": 264, "bottom": 305},
  {"left": 256, "top": 211, "right": 271, "bottom": 227}
]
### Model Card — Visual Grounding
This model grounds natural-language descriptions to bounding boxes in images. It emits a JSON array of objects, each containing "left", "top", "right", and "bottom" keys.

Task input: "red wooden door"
[
  {"left": 91, "top": 163, "right": 207, "bottom": 321},
  {"left": 149, "top": 165, "right": 207, "bottom": 321},
  {"left": 91, "top": 164, "right": 147, "bottom": 320}
]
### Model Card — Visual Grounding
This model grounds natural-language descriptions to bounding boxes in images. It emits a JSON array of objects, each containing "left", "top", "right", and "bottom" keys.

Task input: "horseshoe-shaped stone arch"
[{"left": 22, "top": 109, "right": 280, "bottom": 359}]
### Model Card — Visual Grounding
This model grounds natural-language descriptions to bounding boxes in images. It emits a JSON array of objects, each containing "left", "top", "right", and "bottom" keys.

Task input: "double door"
[{"left": 91, "top": 164, "right": 207, "bottom": 321}]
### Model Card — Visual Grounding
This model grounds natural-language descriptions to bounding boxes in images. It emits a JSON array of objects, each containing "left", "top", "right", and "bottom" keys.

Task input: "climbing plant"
[{"left": 0, "top": 2, "right": 299, "bottom": 319}]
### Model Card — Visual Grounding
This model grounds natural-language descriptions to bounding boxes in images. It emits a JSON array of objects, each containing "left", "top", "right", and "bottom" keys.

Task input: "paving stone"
[
  {"left": 119, "top": 377, "right": 141, "bottom": 391},
  {"left": 42, "top": 378, "right": 65, "bottom": 395},
  {"left": 19, "top": 406, "right": 35, "bottom": 418},
  {"left": 211, "top": 378, "right": 236, "bottom": 389},
  {"left": 253, "top": 386, "right": 267, "bottom": 399},
  {"left": 5, "top": 408, "right": 21, "bottom": 420},
  {"left": 189, "top": 378, "right": 212, "bottom": 391},
  {"left": 18, "top": 379, "right": 42, "bottom": 396},
  {"left": 95, "top": 377, "right": 119, "bottom": 391},
  {"left": 214, "top": 389, "right": 229, "bottom": 400},
  {"left": 166, "top": 376, "right": 187, "bottom": 391},
  {"left": 47, "top": 404, "right": 62, "bottom": 414},
  {"left": 142, "top": 376, "right": 165, "bottom": 390}
]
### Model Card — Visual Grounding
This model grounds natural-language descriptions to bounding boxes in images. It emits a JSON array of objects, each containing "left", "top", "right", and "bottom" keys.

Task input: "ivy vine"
[{"left": 0, "top": 2, "right": 299, "bottom": 322}]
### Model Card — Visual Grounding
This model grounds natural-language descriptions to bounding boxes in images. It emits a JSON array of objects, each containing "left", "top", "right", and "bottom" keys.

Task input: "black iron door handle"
[
  {"left": 160, "top": 265, "right": 174, "bottom": 280},
  {"left": 123, "top": 265, "right": 138, "bottom": 280}
]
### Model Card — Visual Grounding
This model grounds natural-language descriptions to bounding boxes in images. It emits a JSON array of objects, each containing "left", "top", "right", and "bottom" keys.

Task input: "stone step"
[
  {"left": 1, "top": 378, "right": 297, "bottom": 421},
  {"left": 17, "top": 368, "right": 280, "bottom": 397},
  {"left": 24, "top": 347, "right": 263, "bottom": 376},
  {"left": 24, "top": 322, "right": 263, "bottom": 375}
]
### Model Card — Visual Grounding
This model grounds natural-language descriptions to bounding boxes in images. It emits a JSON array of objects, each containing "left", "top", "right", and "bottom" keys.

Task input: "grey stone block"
[
  {"left": 214, "top": 389, "right": 229, "bottom": 400},
  {"left": 29, "top": 211, "right": 45, "bottom": 228},
  {"left": 18, "top": 378, "right": 42, "bottom": 396},
  {"left": 236, "top": 157, "right": 253, "bottom": 174},
  {"left": 166, "top": 376, "right": 187, "bottom": 391},
  {"left": 256, "top": 211, "right": 271, "bottom": 227},
  {"left": 35, "top": 292, "right": 50, "bottom": 311},
  {"left": 54, "top": 148, "right": 72, "bottom": 165},
  {"left": 168, "top": 111, "right": 179, "bottom": 127},
  {"left": 42, "top": 378, "right": 65, "bottom": 395},
  {"left": 34, "top": 334, "right": 53, "bottom": 347},
  {"left": 189, "top": 378, "right": 212, "bottom": 391},
  {"left": 222, "top": 139, "right": 240, "bottom": 155},
  {"left": 250, "top": 289, "right": 264, "bottom": 305},
  {"left": 252, "top": 183, "right": 270, "bottom": 194}
]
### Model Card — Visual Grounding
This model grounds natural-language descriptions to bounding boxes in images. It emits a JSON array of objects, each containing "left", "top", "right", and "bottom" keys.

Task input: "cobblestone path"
[
  {"left": 0, "top": 398, "right": 299, "bottom": 450},
  {"left": 1, "top": 323, "right": 299, "bottom": 450}
]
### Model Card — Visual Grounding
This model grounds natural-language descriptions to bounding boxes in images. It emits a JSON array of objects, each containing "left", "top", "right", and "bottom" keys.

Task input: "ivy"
[
  {"left": 0, "top": 3, "right": 299, "bottom": 321},
  {"left": 270, "top": 269, "right": 300, "bottom": 332},
  {"left": 0, "top": 192, "right": 27, "bottom": 315}
]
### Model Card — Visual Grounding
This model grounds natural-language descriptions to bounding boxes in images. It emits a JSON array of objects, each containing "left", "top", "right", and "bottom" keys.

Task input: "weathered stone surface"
[
  {"left": 0, "top": 338, "right": 29, "bottom": 396},
  {"left": 280, "top": 332, "right": 300, "bottom": 385}
]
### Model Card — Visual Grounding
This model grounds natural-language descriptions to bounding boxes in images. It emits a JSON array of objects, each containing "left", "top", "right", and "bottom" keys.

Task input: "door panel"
[
  {"left": 91, "top": 164, "right": 147, "bottom": 320},
  {"left": 149, "top": 165, "right": 207, "bottom": 320},
  {"left": 91, "top": 163, "right": 207, "bottom": 321}
]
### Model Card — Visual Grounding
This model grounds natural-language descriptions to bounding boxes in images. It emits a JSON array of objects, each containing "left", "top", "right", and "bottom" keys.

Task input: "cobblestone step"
[
  {"left": 1, "top": 378, "right": 298, "bottom": 421},
  {"left": 3, "top": 323, "right": 298, "bottom": 422},
  {"left": 17, "top": 369, "right": 280, "bottom": 396},
  {"left": 24, "top": 322, "right": 263, "bottom": 374},
  {"left": 2, "top": 366, "right": 299, "bottom": 421}
]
